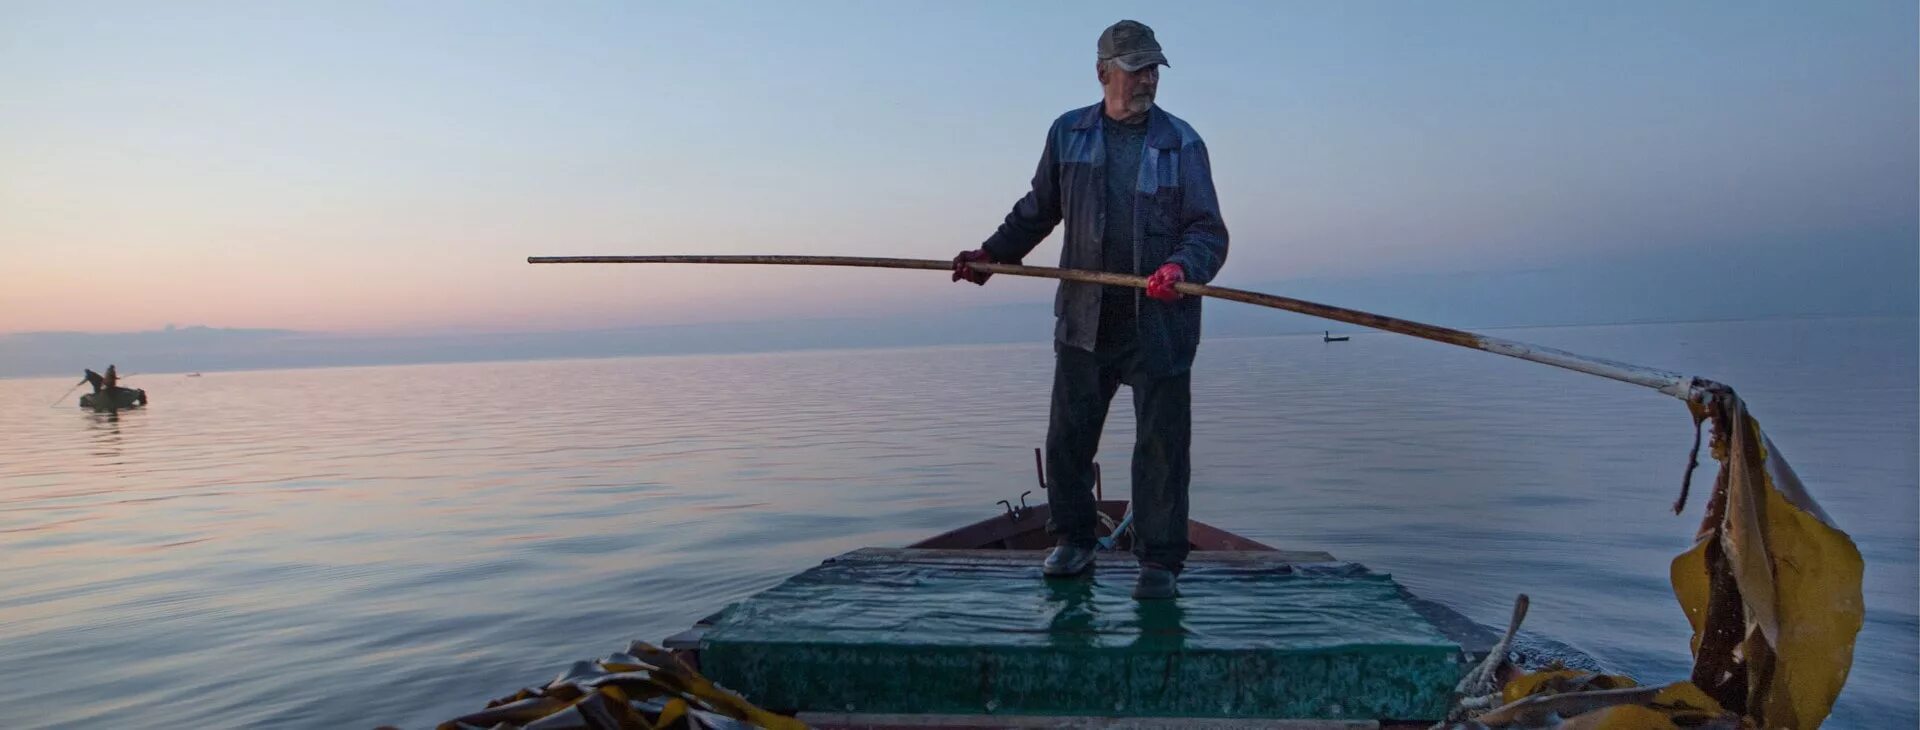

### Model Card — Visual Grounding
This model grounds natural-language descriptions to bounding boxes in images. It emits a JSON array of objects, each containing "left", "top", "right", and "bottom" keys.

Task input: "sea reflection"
[{"left": 0, "top": 317, "right": 1910, "bottom": 728}]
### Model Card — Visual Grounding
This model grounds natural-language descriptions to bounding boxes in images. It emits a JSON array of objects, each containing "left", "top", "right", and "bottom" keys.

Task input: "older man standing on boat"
[{"left": 952, "top": 20, "right": 1228, "bottom": 599}]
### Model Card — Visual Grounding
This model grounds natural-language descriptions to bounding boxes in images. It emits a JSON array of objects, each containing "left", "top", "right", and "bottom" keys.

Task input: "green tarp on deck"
[{"left": 698, "top": 549, "right": 1465, "bottom": 720}]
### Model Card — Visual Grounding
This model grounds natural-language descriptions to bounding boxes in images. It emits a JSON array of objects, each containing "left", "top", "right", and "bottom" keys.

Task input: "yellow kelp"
[
  {"left": 1474, "top": 679, "right": 1738, "bottom": 728},
  {"left": 1500, "top": 667, "right": 1638, "bottom": 706},
  {"left": 1449, "top": 388, "right": 1862, "bottom": 730},
  {"left": 1671, "top": 390, "right": 1864, "bottom": 728},
  {"left": 434, "top": 641, "right": 808, "bottom": 730}
]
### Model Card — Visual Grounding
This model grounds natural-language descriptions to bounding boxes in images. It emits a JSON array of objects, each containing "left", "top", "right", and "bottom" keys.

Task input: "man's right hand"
[{"left": 952, "top": 249, "right": 994, "bottom": 285}]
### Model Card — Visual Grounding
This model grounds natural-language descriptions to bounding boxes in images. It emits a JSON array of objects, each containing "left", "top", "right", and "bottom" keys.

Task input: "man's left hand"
[
  {"left": 952, "top": 249, "right": 994, "bottom": 285},
  {"left": 1145, "top": 263, "right": 1185, "bottom": 302}
]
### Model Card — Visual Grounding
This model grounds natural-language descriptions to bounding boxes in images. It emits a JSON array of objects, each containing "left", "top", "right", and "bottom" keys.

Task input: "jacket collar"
[
  {"left": 1068, "top": 102, "right": 1103, "bottom": 130},
  {"left": 1071, "top": 102, "right": 1180, "bottom": 149},
  {"left": 1144, "top": 107, "right": 1180, "bottom": 149}
]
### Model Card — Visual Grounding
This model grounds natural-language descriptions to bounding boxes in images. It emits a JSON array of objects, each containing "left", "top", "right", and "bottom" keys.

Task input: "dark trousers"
[{"left": 1044, "top": 344, "right": 1192, "bottom": 571}]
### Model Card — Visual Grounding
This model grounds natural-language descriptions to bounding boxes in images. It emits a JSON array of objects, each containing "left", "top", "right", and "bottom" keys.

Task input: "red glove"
[
  {"left": 952, "top": 249, "right": 993, "bottom": 285},
  {"left": 1145, "top": 262, "right": 1185, "bottom": 302}
]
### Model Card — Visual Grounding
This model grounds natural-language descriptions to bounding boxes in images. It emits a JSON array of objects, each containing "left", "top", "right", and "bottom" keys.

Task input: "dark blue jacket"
[{"left": 982, "top": 103, "right": 1228, "bottom": 376}]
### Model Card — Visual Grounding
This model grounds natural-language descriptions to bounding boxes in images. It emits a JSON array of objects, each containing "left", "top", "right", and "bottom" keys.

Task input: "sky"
[{"left": 2, "top": 1, "right": 1915, "bottom": 346}]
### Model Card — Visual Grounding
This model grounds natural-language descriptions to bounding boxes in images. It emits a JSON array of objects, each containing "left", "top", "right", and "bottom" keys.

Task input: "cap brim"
[{"left": 1112, "top": 51, "right": 1168, "bottom": 72}]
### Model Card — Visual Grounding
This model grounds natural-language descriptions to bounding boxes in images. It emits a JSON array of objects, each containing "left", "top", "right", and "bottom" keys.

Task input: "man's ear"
[{"left": 1095, "top": 60, "right": 1108, "bottom": 86}]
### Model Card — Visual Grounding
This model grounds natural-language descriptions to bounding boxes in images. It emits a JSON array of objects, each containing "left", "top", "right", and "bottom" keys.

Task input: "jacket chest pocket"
[
  {"left": 1140, "top": 147, "right": 1181, "bottom": 238},
  {"left": 1144, "top": 195, "right": 1181, "bottom": 239}
]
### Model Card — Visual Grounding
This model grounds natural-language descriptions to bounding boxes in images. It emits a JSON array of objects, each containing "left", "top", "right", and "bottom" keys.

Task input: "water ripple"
[{"left": 0, "top": 317, "right": 1912, "bottom": 728}]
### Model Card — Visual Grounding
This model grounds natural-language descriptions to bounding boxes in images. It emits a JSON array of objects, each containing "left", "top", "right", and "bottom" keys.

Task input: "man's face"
[{"left": 1100, "top": 62, "right": 1160, "bottom": 117}]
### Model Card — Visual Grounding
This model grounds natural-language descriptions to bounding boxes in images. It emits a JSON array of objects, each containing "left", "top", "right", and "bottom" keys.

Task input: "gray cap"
[{"left": 1098, "top": 20, "right": 1168, "bottom": 72}]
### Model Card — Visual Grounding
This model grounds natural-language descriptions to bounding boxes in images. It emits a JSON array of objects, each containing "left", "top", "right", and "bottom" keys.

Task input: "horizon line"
[{"left": 3, "top": 311, "right": 1910, "bottom": 382}]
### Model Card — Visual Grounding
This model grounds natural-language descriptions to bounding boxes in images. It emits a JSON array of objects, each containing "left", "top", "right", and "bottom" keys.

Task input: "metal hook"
[
  {"left": 1018, "top": 491, "right": 1031, "bottom": 512},
  {"left": 997, "top": 499, "right": 1015, "bottom": 521}
]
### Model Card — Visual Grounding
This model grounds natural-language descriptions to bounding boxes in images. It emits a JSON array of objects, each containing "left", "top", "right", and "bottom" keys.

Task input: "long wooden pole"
[
  {"left": 48, "top": 378, "right": 87, "bottom": 408},
  {"left": 527, "top": 255, "right": 1720, "bottom": 402}
]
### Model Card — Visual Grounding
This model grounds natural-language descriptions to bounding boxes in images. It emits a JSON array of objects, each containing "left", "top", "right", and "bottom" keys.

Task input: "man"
[{"left": 952, "top": 20, "right": 1228, "bottom": 599}]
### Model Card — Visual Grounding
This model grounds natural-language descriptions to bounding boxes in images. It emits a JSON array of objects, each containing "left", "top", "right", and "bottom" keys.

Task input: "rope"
[{"left": 1450, "top": 594, "right": 1530, "bottom": 722}]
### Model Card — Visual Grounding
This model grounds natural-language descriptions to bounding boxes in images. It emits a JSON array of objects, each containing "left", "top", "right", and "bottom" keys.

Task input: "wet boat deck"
[{"left": 691, "top": 547, "right": 1475, "bottom": 723}]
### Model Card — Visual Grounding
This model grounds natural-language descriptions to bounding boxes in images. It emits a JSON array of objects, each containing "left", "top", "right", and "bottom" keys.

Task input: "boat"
[
  {"left": 662, "top": 499, "right": 1545, "bottom": 728},
  {"left": 440, "top": 453, "right": 1600, "bottom": 728},
  {"left": 1323, "top": 330, "right": 1350, "bottom": 342},
  {"left": 439, "top": 475, "right": 1581, "bottom": 729},
  {"left": 79, "top": 388, "right": 146, "bottom": 410}
]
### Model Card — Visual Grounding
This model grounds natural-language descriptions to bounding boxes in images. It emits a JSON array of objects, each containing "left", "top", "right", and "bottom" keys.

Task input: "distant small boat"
[
  {"left": 186, "top": 373, "right": 202, "bottom": 377},
  {"left": 79, "top": 388, "right": 147, "bottom": 410},
  {"left": 1323, "top": 330, "right": 1350, "bottom": 342}
]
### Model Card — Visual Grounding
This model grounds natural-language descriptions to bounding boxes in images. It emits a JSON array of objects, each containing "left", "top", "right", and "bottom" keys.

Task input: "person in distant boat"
[
  {"left": 103, "top": 364, "right": 119, "bottom": 393},
  {"left": 952, "top": 20, "right": 1227, "bottom": 600},
  {"left": 84, "top": 369, "right": 104, "bottom": 394}
]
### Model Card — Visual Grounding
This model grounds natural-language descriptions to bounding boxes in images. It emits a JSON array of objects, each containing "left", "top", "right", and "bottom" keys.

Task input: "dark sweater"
[{"left": 1096, "top": 113, "right": 1148, "bottom": 350}]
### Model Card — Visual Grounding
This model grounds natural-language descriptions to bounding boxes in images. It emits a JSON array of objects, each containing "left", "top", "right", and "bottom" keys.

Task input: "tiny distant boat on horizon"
[
  {"left": 1324, "top": 330, "right": 1350, "bottom": 342},
  {"left": 79, "top": 388, "right": 146, "bottom": 410}
]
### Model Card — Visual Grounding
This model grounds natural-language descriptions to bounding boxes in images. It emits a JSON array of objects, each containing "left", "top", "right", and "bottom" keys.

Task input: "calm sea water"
[{"left": 0, "top": 317, "right": 1913, "bottom": 728}]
